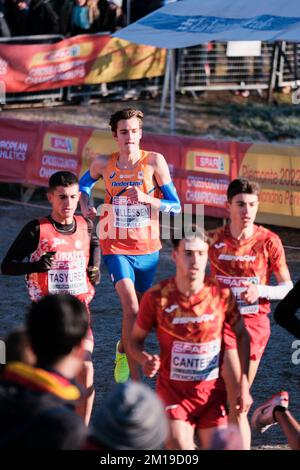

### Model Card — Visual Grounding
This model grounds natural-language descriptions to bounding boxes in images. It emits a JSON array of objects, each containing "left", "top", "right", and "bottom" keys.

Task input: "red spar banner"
[
  {"left": 0, "top": 35, "right": 166, "bottom": 93},
  {"left": 0, "top": 117, "right": 232, "bottom": 219},
  {"left": 0, "top": 35, "right": 111, "bottom": 93}
]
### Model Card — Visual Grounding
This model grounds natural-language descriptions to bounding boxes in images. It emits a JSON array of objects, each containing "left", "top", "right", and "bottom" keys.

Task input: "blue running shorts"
[{"left": 103, "top": 251, "right": 160, "bottom": 293}]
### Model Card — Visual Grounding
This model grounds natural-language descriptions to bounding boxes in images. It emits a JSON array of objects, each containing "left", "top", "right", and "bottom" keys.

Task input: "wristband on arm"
[
  {"left": 257, "top": 281, "right": 293, "bottom": 300},
  {"left": 159, "top": 182, "right": 181, "bottom": 214},
  {"left": 79, "top": 170, "right": 98, "bottom": 197}
]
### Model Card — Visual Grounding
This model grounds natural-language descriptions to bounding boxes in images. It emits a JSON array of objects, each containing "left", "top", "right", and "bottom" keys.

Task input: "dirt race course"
[{"left": 0, "top": 198, "right": 299, "bottom": 450}]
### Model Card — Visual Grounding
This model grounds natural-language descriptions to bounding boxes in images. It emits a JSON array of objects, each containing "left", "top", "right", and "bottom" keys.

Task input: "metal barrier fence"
[
  {"left": 278, "top": 42, "right": 300, "bottom": 89},
  {"left": 176, "top": 42, "right": 275, "bottom": 93}
]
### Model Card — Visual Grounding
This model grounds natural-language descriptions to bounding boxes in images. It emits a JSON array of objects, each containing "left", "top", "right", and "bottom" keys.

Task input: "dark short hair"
[
  {"left": 48, "top": 171, "right": 78, "bottom": 192},
  {"left": 171, "top": 223, "right": 207, "bottom": 249},
  {"left": 5, "top": 327, "right": 31, "bottom": 364},
  {"left": 27, "top": 294, "right": 88, "bottom": 365},
  {"left": 227, "top": 178, "right": 260, "bottom": 202},
  {"left": 109, "top": 108, "right": 144, "bottom": 134}
]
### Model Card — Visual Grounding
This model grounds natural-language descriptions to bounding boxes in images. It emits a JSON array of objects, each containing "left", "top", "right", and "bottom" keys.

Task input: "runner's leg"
[
  {"left": 222, "top": 349, "right": 251, "bottom": 450},
  {"left": 166, "top": 420, "right": 195, "bottom": 450},
  {"left": 115, "top": 278, "right": 141, "bottom": 381},
  {"left": 197, "top": 425, "right": 227, "bottom": 449}
]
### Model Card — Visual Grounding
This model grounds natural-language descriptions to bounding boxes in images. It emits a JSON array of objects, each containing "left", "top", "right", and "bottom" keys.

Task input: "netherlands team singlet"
[
  {"left": 26, "top": 216, "right": 94, "bottom": 305},
  {"left": 99, "top": 150, "right": 162, "bottom": 255},
  {"left": 208, "top": 224, "right": 288, "bottom": 316},
  {"left": 137, "top": 277, "right": 240, "bottom": 388}
]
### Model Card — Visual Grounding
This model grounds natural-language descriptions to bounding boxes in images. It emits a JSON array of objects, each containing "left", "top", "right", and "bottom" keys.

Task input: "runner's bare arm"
[
  {"left": 231, "top": 317, "right": 253, "bottom": 413},
  {"left": 130, "top": 323, "right": 161, "bottom": 378},
  {"left": 125, "top": 152, "right": 181, "bottom": 213},
  {"left": 79, "top": 156, "right": 109, "bottom": 219}
]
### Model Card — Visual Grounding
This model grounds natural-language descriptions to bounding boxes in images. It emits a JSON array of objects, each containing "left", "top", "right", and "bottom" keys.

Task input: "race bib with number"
[
  {"left": 217, "top": 275, "right": 259, "bottom": 314},
  {"left": 170, "top": 339, "right": 221, "bottom": 382},
  {"left": 112, "top": 196, "right": 150, "bottom": 229},
  {"left": 48, "top": 258, "right": 88, "bottom": 295}
]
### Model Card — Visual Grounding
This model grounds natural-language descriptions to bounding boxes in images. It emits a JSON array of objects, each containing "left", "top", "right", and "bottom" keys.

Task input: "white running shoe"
[{"left": 251, "top": 391, "right": 289, "bottom": 433}]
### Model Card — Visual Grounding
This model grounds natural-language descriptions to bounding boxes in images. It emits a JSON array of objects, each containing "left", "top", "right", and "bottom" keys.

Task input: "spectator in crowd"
[
  {"left": 61, "top": 0, "right": 101, "bottom": 37},
  {"left": 0, "top": 0, "right": 10, "bottom": 36},
  {"left": 25, "top": 0, "right": 59, "bottom": 36},
  {"left": 5, "top": 1, "right": 29, "bottom": 36},
  {"left": 98, "top": 0, "right": 126, "bottom": 33},
  {"left": 85, "top": 380, "right": 169, "bottom": 450},
  {"left": 0, "top": 294, "right": 88, "bottom": 449},
  {"left": 129, "top": 0, "right": 163, "bottom": 23}
]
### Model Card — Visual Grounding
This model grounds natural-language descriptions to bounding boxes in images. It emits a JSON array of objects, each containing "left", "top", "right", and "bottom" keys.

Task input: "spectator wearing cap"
[{"left": 85, "top": 380, "right": 169, "bottom": 450}]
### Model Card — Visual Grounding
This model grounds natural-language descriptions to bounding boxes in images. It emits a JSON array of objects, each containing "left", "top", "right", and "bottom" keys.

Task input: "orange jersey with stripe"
[
  {"left": 208, "top": 224, "right": 288, "bottom": 316},
  {"left": 100, "top": 150, "right": 162, "bottom": 255},
  {"left": 26, "top": 216, "right": 95, "bottom": 305},
  {"left": 137, "top": 277, "right": 240, "bottom": 385}
]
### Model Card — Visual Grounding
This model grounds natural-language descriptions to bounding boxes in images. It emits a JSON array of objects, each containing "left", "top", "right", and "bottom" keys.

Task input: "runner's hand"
[
  {"left": 235, "top": 376, "right": 253, "bottom": 414},
  {"left": 82, "top": 205, "right": 97, "bottom": 220},
  {"left": 241, "top": 283, "right": 259, "bottom": 304},
  {"left": 142, "top": 353, "right": 160, "bottom": 378},
  {"left": 126, "top": 186, "right": 148, "bottom": 204},
  {"left": 34, "top": 252, "right": 56, "bottom": 272},
  {"left": 87, "top": 266, "right": 100, "bottom": 285}
]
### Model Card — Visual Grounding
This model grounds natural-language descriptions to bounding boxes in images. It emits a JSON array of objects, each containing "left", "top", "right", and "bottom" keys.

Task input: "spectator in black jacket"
[
  {"left": 98, "top": 0, "right": 126, "bottom": 33},
  {"left": 5, "top": 0, "right": 29, "bottom": 36},
  {"left": 0, "top": 294, "right": 88, "bottom": 449},
  {"left": 26, "top": 0, "right": 59, "bottom": 35}
]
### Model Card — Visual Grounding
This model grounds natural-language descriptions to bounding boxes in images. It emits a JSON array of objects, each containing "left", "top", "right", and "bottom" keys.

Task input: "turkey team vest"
[
  {"left": 100, "top": 150, "right": 162, "bottom": 255},
  {"left": 26, "top": 216, "right": 94, "bottom": 305}
]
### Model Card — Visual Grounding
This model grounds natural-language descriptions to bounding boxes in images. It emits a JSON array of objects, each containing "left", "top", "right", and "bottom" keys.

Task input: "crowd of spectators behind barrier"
[{"left": 0, "top": 0, "right": 165, "bottom": 37}]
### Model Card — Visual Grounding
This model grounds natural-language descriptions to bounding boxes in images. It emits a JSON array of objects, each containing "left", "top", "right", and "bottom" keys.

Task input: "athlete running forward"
[
  {"left": 79, "top": 108, "right": 181, "bottom": 383},
  {"left": 130, "top": 226, "right": 252, "bottom": 450},
  {"left": 208, "top": 178, "right": 292, "bottom": 449},
  {"left": 1, "top": 171, "right": 100, "bottom": 425}
]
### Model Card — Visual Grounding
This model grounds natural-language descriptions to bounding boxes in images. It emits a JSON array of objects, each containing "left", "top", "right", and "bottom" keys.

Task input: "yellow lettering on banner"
[{"left": 85, "top": 38, "right": 167, "bottom": 84}]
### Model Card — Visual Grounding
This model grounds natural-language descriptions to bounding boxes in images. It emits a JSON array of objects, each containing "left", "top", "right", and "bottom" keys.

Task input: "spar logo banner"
[
  {"left": 0, "top": 35, "right": 166, "bottom": 93},
  {"left": 181, "top": 143, "right": 232, "bottom": 213}
]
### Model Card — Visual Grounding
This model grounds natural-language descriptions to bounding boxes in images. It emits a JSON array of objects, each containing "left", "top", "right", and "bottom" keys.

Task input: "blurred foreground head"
[
  {"left": 91, "top": 380, "right": 169, "bottom": 450},
  {"left": 27, "top": 294, "right": 88, "bottom": 366}
]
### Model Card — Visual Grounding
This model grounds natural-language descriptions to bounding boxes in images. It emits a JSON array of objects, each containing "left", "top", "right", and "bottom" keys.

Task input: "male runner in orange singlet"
[{"left": 79, "top": 108, "right": 181, "bottom": 382}]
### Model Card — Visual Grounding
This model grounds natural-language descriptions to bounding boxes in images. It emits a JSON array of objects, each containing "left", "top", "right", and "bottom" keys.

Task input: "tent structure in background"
[{"left": 114, "top": 0, "right": 300, "bottom": 131}]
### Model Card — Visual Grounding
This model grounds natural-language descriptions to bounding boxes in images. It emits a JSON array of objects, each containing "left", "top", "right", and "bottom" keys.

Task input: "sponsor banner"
[
  {"left": 181, "top": 141, "right": 232, "bottom": 216},
  {"left": 237, "top": 143, "right": 300, "bottom": 227},
  {"left": 27, "top": 122, "right": 89, "bottom": 185},
  {"left": 0, "top": 35, "right": 166, "bottom": 93},
  {"left": 3, "top": 116, "right": 300, "bottom": 227},
  {"left": 0, "top": 118, "right": 39, "bottom": 183}
]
